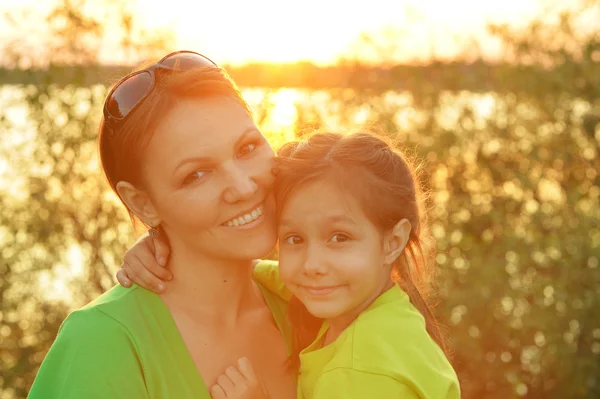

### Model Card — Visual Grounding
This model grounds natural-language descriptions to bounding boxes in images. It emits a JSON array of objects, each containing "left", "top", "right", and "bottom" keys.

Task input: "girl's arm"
[
  {"left": 117, "top": 237, "right": 286, "bottom": 298},
  {"left": 252, "top": 260, "right": 292, "bottom": 301}
]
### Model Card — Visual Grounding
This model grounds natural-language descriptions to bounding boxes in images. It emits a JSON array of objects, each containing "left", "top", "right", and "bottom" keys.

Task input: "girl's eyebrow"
[
  {"left": 279, "top": 214, "right": 357, "bottom": 230},
  {"left": 324, "top": 214, "right": 357, "bottom": 225},
  {"left": 278, "top": 220, "right": 294, "bottom": 230}
]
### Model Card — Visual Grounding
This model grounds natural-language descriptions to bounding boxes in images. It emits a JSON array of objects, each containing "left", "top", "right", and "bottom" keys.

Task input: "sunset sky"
[{"left": 0, "top": 0, "right": 578, "bottom": 65}]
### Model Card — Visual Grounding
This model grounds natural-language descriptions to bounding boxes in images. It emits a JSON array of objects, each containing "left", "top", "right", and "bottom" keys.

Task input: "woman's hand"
[
  {"left": 116, "top": 233, "right": 172, "bottom": 293},
  {"left": 210, "top": 358, "right": 268, "bottom": 399}
]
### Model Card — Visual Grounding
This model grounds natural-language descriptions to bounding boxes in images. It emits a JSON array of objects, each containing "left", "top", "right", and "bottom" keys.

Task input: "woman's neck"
[{"left": 158, "top": 239, "right": 262, "bottom": 328}]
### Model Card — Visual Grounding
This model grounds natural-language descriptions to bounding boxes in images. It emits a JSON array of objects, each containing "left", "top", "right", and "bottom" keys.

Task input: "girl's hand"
[
  {"left": 210, "top": 358, "right": 268, "bottom": 399},
  {"left": 115, "top": 233, "right": 172, "bottom": 293}
]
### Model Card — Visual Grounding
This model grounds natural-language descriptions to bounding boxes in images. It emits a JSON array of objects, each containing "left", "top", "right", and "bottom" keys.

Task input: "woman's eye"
[
  {"left": 330, "top": 233, "right": 350, "bottom": 243},
  {"left": 285, "top": 235, "right": 303, "bottom": 245},
  {"left": 239, "top": 143, "right": 257, "bottom": 156},
  {"left": 183, "top": 170, "right": 209, "bottom": 185}
]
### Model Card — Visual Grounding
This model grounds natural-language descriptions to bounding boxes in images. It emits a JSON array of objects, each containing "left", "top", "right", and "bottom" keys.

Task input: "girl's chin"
[{"left": 302, "top": 302, "right": 348, "bottom": 320}]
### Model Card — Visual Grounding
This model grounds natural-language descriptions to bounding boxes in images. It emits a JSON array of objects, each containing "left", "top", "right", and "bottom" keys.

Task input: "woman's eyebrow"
[
  {"left": 172, "top": 128, "right": 258, "bottom": 176},
  {"left": 173, "top": 156, "right": 214, "bottom": 175},
  {"left": 233, "top": 127, "right": 260, "bottom": 148}
]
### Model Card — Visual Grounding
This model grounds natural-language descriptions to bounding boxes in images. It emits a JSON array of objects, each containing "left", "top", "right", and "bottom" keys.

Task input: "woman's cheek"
[{"left": 253, "top": 147, "right": 276, "bottom": 185}]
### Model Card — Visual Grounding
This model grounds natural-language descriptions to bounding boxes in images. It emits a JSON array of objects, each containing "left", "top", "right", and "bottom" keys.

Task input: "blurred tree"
[
  {"left": 291, "top": 1, "right": 600, "bottom": 398},
  {"left": 0, "top": 1, "right": 173, "bottom": 397},
  {"left": 1, "top": 0, "right": 599, "bottom": 398}
]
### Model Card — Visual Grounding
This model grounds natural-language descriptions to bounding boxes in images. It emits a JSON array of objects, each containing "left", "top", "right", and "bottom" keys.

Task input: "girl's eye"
[
  {"left": 330, "top": 233, "right": 350, "bottom": 243},
  {"left": 183, "top": 170, "right": 209, "bottom": 185},
  {"left": 285, "top": 235, "right": 303, "bottom": 245},
  {"left": 238, "top": 143, "right": 257, "bottom": 157}
]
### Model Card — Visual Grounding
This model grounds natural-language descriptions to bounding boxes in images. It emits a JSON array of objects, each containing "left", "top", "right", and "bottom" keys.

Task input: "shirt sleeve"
[
  {"left": 28, "top": 308, "right": 149, "bottom": 399},
  {"left": 311, "top": 368, "right": 419, "bottom": 399},
  {"left": 252, "top": 259, "right": 292, "bottom": 301}
]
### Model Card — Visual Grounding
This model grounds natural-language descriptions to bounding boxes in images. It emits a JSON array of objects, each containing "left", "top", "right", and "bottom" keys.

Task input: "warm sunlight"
[
  {"left": 135, "top": 0, "right": 559, "bottom": 65},
  {"left": 3, "top": 0, "right": 599, "bottom": 396},
  {"left": 0, "top": 0, "right": 574, "bottom": 65}
]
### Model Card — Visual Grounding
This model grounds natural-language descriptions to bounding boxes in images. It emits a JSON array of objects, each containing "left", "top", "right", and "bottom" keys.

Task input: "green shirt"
[
  {"left": 252, "top": 260, "right": 459, "bottom": 398},
  {"left": 298, "top": 285, "right": 460, "bottom": 399},
  {"left": 28, "top": 260, "right": 290, "bottom": 399}
]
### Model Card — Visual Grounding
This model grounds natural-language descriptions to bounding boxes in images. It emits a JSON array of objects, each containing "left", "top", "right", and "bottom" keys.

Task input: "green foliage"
[
  {"left": 288, "top": 4, "right": 600, "bottom": 398},
  {"left": 0, "top": 1, "right": 174, "bottom": 397}
]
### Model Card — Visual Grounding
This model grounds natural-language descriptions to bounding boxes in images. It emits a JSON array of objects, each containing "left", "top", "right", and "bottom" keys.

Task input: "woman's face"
[{"left": 141, "top": 96, "right": 277, "bottom": 261}]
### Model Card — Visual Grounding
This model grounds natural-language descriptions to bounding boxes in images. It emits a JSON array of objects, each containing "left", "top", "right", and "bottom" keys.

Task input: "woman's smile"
[{"left": 222, "top": 202, "right": 265, "bottom": 229}]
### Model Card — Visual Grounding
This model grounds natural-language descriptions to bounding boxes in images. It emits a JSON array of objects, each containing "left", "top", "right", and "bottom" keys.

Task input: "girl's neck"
[
  {"left": 159, "top": 238, "right": 263, "bottom": 328},
  {"left": 324, "top": 279, "right": 395, "bottom": 345}
]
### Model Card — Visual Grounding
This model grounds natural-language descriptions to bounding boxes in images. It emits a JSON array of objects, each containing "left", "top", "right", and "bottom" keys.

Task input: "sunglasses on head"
[{"left": 102, "top": 50, "right": 218, "bottom": 130}]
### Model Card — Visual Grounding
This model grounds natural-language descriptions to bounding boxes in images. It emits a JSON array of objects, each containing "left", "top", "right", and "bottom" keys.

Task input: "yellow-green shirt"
[
  {"left": 253, "top": 261, "right": 460, "bottom": 399},
  {"left": 28, "top": 260, "right": 290, "bottom": 399}
]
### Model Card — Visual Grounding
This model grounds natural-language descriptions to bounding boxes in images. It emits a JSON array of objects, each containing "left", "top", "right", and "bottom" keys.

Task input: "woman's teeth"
[{"left": 225, "top": 204, "right": 264, "bottom": 227}]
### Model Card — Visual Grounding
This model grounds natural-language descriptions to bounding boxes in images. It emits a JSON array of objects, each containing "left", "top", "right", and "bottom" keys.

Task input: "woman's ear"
[
  {"left": 383, "top": 219, "right": 412, "bottom": 265},
  {"left": 116, "top": 181, "right": 161, "bottom": 227}
]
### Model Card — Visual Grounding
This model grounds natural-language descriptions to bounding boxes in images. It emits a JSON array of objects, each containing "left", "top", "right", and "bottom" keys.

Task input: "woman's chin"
[{"left": 221, "top": 224, "right": 278, "bottom": 261}]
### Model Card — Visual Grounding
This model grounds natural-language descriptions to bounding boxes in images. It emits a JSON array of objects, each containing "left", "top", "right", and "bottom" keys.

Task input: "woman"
[{"left": 28, "top": 51, "right": 296, "bottom": 399}]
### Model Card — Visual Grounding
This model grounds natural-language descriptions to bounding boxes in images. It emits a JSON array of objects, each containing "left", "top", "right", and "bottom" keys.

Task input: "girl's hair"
[
  {"left": 274, "top": 132, "right": 446, "bottom": 369},
  {"left": 98, "top": 62, "right": 250, "bottom": 226}
]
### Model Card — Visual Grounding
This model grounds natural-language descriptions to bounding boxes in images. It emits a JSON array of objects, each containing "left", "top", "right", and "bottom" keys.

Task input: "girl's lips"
[{"left": 300, "top": 285, "right": 343, "bottom": 296}]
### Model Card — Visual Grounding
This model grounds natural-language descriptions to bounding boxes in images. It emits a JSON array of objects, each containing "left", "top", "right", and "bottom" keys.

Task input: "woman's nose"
[{"left": 223, "top": 164, "right": 258, "bottom": 204}]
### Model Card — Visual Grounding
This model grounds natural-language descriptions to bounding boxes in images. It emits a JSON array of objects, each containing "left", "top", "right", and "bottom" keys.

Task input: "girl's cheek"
[{"left": 279, "top": 252, "right": 299, "bottom": 281}]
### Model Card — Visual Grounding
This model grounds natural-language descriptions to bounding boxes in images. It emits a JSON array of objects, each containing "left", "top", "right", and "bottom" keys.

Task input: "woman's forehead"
[{"left": 146, "top": 97, "right": 256, "bottom": 162}]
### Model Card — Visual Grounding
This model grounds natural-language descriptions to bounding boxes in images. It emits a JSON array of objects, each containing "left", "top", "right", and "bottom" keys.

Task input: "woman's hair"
[
  {"left": 98, "top": 62, "right": 250, "bottom": 225},
  {"left": 274, "top": 132, "right": 446, "bottom": 370}
]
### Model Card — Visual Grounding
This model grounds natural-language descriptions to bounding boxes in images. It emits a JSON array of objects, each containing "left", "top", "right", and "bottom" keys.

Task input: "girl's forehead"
[{"left": 279, "top": 178, "right": 367, "bottom": 221}]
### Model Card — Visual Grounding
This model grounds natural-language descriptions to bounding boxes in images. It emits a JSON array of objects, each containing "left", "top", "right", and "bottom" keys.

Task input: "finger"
[
  {"left": 136, "top": 248, "right": 172, "bottom": 281},
  {"left": 216, "top": 374, "right": 235, "bottom": 395},
  {"left": 209, "top": 384, "right": 227, "bottom": 399},
  {"left": 225, "top": 366, "right": 246, "bottom": 386},
  {"left": 237, "top": 357, "right": 258, "bottom": 381},
  {"left": 152, "top": 235, "right": 171, "bottom": 269},
  {"left": 116, "top": 267, "right": 131, "bottom": 287},
  {"left": 125, "top": 257, "right": 165, "bottom": 293}
]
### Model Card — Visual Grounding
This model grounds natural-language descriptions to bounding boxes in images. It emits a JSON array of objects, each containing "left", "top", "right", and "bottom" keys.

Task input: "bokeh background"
[{"left": 1, "top": 0, "right": 599, "bottom": 398}]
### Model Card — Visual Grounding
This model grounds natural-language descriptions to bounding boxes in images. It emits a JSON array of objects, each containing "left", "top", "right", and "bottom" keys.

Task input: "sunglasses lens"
[
  {"left": 160, "top": 52, "right": 216, "bottom": 71},
  {"left": 107, "top": 71, "right": 154, "bottom": 119}
]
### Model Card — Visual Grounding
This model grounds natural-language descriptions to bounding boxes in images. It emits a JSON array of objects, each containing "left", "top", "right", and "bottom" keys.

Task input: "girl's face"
[
  {"left": 278, "top": 179, "right": 394, "bottom": 324},
  {"left": 140, "top": 96, "right": 278, "bottom": 261}
]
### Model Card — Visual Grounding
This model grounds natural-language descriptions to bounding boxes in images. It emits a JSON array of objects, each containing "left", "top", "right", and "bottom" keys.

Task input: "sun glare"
[
  {"left": 0, "top": 0, "right": 575, "bottom": 66},
  {"left": 133, "top": 0, "right": 556, "bottom": 65}
]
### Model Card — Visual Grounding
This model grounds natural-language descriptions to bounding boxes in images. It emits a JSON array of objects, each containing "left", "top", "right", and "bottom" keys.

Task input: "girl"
[{"left": 121, "top": 132, "right": 460, "bottom": 398}]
